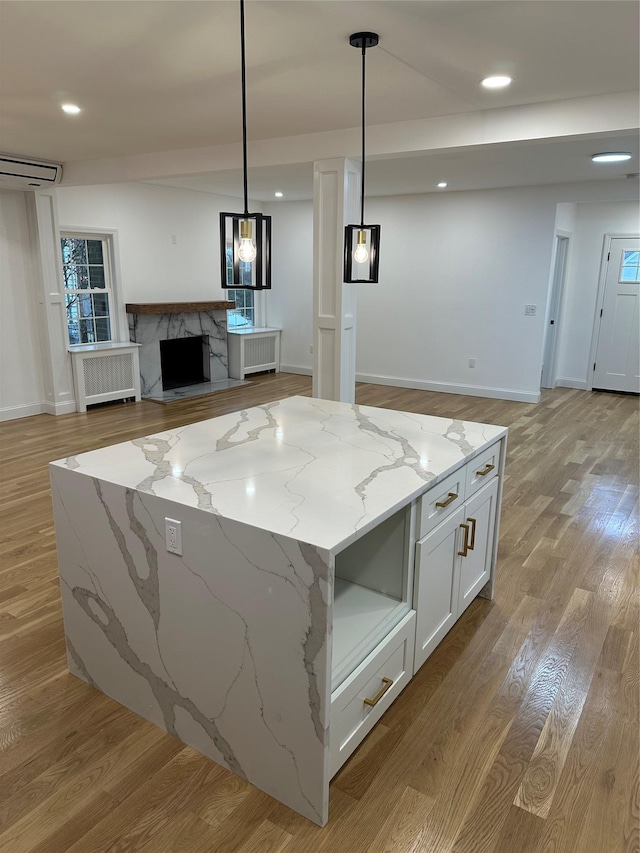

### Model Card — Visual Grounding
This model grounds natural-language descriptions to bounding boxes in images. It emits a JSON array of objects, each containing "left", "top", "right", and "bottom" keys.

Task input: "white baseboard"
[
  {"left": 556, "top": 377, "right": 588, "bottom": 390},
  {"left": 354, "top": 371, "right": 541, "bottom": 404},
  {"left": 280, "top": 364, "right": 312, "bottom": 376},
  {"left": 0, "top": 401, "right": 47, "bottom": 421},
  {"left": 43, "top": 400, "right": 77, "bottom": 416},
  {"left": 279, "top": 366, "right": 541, "bottom": 404},
  {"left": 1, "top": 398, "right": 78, "bottom": 421}
]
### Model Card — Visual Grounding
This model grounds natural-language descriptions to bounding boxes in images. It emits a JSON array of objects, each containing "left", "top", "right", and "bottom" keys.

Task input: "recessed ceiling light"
[
  {"left": 481, "top": 75, "right": 512, "bottom": 89},
  {"left": 591, "top": 152, "right": 632, "bottom": 163},
  {"left": 61, "top": 103, "right": 81, "bottom": 114},
  {"left": 437, "top": 182, "right": 448, "bottom": 189},
  {"left": 274, "top": 191, "right": 284, "bottom": 198}
]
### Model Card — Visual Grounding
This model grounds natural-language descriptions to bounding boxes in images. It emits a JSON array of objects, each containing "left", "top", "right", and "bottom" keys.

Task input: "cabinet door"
[
  {"left": 457, "top": 477, "right": 499, "bottom": 615},
  {"left": 413, "top": 506, "right": 465, "bottom": 674}
]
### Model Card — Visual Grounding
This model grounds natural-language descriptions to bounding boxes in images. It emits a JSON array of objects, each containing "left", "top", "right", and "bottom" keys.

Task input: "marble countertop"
[{"left": 50, "top": 396, "right": 506, "bottom": 553}]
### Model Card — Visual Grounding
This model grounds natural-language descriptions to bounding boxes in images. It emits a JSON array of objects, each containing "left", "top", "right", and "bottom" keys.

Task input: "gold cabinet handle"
[
  {"left": 467, "top": 517, "right": 477, "bottom": 550},
  {"left": 363, "top": 677, "right": 393, "bottom": 707},
  {"left": 476, "top": 463, "right": 495, "bottom": 477},
  {"left": 458, "top": 523, "right": 470, "bottom": 557},
  {"left": 435, "top": 492, "right": 458, "bottom": 509}
]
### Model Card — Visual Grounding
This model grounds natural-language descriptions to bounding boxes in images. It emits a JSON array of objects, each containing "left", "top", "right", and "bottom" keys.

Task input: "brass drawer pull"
[
  {"left": 435, "top": 492, "right": 458, "bottom": 509},
  {"left": 467, "top": 517, "right": 477, "bottom": 550},
  {"left": 476, "top": 463, "right": 495, "bottom": 477},
  {"left": 363, "top": 677, "right": 393, "bottom": 707},
  {"left": 458, "top": 523, "right": 470, "bottom": 557}
]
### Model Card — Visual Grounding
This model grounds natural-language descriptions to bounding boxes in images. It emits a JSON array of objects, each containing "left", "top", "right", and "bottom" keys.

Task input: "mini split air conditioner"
[{"left": 0, "top": 154, "right": 62, "bottom": 190}]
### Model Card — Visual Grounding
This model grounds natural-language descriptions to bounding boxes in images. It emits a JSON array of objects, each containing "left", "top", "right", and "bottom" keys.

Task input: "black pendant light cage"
[
  {"left": 344, "top": 31, "right": 380, "bottom": 285},
  {"left": 220, "top": 211, "right": 271, "bottom": 290},
  {"left": 221, "top": 0, "right": 271, "bottom": 291}
]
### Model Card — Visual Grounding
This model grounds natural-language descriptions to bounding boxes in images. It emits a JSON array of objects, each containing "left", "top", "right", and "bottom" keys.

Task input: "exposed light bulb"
[
  {"left": 353, "top": 229, "right": 369, "bottom": 264},
  {"left": 354, "top": 243, "right": 369, "bottom": 264},
  {"left": 238, "top": 237, "right": 257, "bottom": 262},
  {"left": 238, "top": 220, "right": 257, "bottom": 262}
]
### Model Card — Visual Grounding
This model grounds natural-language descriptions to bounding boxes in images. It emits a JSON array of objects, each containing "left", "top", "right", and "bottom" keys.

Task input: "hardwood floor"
[{"left": 0, "top": 374, "right": 637, "bottom": 853}]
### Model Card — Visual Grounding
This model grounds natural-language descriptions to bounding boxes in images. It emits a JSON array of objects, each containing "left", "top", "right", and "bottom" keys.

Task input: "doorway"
[
  {"left": 591, "top": 236, "right": 640, "bottom": 394},
  {"left": 541, "top": 234, "right": 569, "bottom": 388}
]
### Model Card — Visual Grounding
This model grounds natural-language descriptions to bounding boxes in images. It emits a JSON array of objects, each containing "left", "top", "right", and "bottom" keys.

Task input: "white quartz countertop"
[{"left": 50, "top": 396, "right": 506, "bottom": 552}]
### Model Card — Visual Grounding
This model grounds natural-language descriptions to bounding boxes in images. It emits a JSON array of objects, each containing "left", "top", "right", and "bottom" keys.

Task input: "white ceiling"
[{"left": 1, "top": 1, "right": 638, "bottom": 198}]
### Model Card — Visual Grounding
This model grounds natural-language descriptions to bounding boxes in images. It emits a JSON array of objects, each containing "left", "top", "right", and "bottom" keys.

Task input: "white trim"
[
  {"left": 556, "top": 377, "right": 588, "bottom": 390},
  {"left": 0, "top": 397, "right": 77, "bottom": 421},
  {"left": 0, "top": 402, "right": 47, "bottom": 421},
  {"left": 281, "top": 365, "right": 540, "bottom": 403},
  {"left": 281, "top": 364, "right": 312, "bottom": 376},
  {"left": 44, "top": 399, "right": 77, "bottom": 415},
  {"left": 59, "top": 226, "right": 129, "bottom": 343},
  {"left": 587, "top": 232, "right": 640, "bottom": 391},
  {"left": 354, "top": 372, "right": 541, "bottom": 404}
]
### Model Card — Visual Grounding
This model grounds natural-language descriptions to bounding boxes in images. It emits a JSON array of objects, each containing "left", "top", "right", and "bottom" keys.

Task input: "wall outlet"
[
  {"left": 525, "top": 304, "right": 537, "bottom": 316},
  {"left": 165, "top": 518, "right": 182, "bottom": 555},
  {"left": 468, "top": 358, "right": 476, "bottom": 368}
]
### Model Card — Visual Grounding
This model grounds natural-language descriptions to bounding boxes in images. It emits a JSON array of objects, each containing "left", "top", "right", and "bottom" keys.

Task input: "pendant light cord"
[
  {"left": 240, "top": 0, "right": 249, "bottom": 217},
  {"left": 360, "top": 43, "right": 366, "bottom": 228}
]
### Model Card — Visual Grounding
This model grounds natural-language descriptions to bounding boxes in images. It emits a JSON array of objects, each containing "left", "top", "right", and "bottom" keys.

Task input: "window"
[
  {"left": 226, "top": 246, "right": 255, "bottom": 328},
  {"left": 620, "top": 250, "right": 640, "bottom": 282},
  {"left": 61, "top": 236, "right": 112, "bottom": 345}
]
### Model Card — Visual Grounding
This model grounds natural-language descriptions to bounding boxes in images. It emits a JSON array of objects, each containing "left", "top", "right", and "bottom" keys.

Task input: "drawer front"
[
  {"left": 465, "top": 441, "right": 501, "bottom": 499},
  {"left": 418, "top": 467, "right": 466, "bottom": 539},
  {"left": 329, "top": 611, "right": 415, "bottom": 778}
]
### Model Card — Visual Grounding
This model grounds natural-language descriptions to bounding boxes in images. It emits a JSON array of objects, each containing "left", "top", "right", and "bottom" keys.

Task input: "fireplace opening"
[{"left": 160, "top": 335, "right": 210, "bottom": 390}]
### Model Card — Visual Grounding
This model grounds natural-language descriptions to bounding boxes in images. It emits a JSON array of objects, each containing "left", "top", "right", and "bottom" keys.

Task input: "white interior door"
[
  {"left": 541, "top": 235, "right": 569, "bottom": 388},
  {"left": 593, "top": 238, "right": 640, "bottom": 394}
]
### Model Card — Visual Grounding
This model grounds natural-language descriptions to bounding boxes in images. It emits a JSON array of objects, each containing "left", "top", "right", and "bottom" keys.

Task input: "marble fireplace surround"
[{"left": 127, "top": 302, "right": 235, "bottom": 398}]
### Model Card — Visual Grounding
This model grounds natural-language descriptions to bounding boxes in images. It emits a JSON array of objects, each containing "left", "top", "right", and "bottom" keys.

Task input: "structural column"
[
  {"left": 25, "top": 190, "right": 76, "bottom": 414},
  {"left": 312, "top": 158, "right": 360, "bottom": 402}
]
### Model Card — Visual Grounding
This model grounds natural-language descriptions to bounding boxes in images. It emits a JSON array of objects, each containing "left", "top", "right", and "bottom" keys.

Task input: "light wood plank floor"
[{"left": 0, "top": 374, "right": 637, "bottom": 853}]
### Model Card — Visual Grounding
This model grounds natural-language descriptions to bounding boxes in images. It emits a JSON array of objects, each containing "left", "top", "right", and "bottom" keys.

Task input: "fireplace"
[
  {"left": 160, "top": 335, "right": 210, "bottom": 390},
  {"left": 126, "top": 301, "right": 235, "bottom": 398}
]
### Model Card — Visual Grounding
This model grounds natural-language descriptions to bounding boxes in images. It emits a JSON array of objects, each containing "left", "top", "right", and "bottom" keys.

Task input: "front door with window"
[{"left": 593, "top": 237, "right": 640, "bottom": 394}]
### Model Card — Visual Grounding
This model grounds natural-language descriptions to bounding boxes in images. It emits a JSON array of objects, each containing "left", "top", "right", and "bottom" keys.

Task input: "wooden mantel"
[{"left": 125, "top": 301, "right": 235, "bottom": 315}]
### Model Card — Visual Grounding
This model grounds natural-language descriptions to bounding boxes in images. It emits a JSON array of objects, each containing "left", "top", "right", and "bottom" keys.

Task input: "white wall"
[
  {"left": 56, "top": 182, "right": 256, "bottom": 303},
  {"left": 264, "top": 201, "right": 313, "bottom": 371},
  {"left": 0, "top": 190, "right": 45, "bottom": 419},
  {"left": 266, "top": 180, "right": 639, "bottom": 403},
  {"left": 555, "top": 200, "right": 640, "bottom": 387}
]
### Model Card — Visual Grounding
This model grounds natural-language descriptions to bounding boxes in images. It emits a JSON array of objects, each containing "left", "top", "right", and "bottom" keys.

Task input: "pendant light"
[
  {"left": 221, "top": 0, "right": 271, "bottom": 290},
  {"left": 344, "top": 32, "right": 380, "bottom": 284}
]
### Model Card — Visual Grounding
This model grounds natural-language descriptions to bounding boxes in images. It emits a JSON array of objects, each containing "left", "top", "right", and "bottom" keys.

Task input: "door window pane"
[{"left": 621, "top": 250, "right": 640, "bottom": 282}]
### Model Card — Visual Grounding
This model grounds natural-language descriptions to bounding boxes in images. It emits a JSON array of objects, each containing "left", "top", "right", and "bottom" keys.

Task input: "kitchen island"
[{"left": 50, "top": 395, "right": 507, "bottom": 826}]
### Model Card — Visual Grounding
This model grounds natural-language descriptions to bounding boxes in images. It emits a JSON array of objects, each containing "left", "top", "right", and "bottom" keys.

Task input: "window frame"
[{"left": 59, "top": 228, "right": 126, "bottom": 347}]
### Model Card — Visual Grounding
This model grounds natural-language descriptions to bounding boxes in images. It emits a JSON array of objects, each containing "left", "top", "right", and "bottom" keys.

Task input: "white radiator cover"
[
  {"left": 228, "top": 328, "right": 281, "bottom": 381},
  {"left": 69, "top": 344, "right": 141, "bottom": 412}
]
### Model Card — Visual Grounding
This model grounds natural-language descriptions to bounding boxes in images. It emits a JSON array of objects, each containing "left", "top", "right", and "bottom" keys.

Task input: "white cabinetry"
[{"left": 414, "top": 448, "right": 501, "bottom": 674}]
